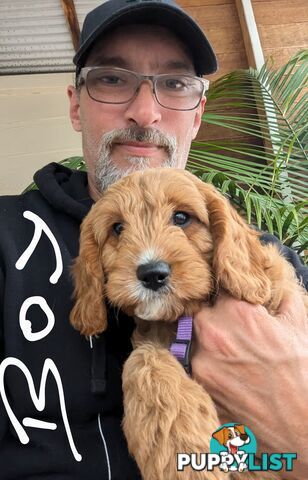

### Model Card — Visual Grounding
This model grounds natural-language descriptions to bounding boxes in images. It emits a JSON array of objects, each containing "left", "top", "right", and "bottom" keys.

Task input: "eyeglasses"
[{"left": 78, "top": 67, "right": 209, "bottom": 111}]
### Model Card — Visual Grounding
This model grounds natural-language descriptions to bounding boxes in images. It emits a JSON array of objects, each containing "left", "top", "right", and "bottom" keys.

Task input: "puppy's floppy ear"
[
  {"left": 212, "top": 427, "right": 227, "bottom": 445},
  {"left": 196, "top": 180, "right": 272, "bottom": 305},
  {"left": 70, "top": 207, "right": 108, "bottom": 336}
]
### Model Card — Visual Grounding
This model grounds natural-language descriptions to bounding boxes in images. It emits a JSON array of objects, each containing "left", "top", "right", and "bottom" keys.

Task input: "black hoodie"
[
  {"left": 0, "top": 163, "right": 141, "bottom": 479},
  {"left": 0, "top": 163, "right": 307, "bottom": 480}
]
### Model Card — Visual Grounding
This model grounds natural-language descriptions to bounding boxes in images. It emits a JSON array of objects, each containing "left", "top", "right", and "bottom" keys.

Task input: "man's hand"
[{"left": 192, "top": 292, "right": 308, "bottom": 479}]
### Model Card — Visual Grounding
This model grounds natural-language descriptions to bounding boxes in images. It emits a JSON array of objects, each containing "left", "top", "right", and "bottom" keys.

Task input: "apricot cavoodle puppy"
[{"left": 70, "top": 168, "right": 306, "bottom": 480}]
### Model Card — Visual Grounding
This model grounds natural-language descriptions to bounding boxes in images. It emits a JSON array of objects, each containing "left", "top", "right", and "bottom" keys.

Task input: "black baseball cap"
[{"left": 73, "top": 0, "right": 217, "bottom": 75}]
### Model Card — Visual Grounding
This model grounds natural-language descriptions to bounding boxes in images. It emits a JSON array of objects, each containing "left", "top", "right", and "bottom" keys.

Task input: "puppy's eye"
[
  {"left": 173, "top": 211, "right": 191, "bottom": 227},
  {"left": 113, "top": 223, "right": 124, "bottom": 235}
]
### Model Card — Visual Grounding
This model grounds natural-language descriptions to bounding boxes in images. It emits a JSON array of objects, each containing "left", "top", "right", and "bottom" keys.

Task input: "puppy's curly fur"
[{"left": 70, "top": 168, "right": 307, "bottom": 480}]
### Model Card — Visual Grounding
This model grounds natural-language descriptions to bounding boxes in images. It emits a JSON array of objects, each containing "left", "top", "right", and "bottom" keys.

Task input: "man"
[{"left": 0, "top": 0, "right": 307, "bottom": 479}]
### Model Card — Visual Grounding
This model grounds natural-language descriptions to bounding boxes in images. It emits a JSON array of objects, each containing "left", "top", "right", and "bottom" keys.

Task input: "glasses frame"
[{"left": 77, "top": 66, "right": 209, "bottom": 111}]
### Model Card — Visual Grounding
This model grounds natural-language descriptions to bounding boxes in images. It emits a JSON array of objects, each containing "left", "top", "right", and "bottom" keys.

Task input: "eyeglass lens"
[{"left": 85, "top": 68, "right": 205, "bottom": 110}]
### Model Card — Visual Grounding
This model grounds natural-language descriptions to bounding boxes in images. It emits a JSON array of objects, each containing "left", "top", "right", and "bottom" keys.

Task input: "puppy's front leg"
[{"left": 122, "top": 343, "right": 226, "bottom": 480}]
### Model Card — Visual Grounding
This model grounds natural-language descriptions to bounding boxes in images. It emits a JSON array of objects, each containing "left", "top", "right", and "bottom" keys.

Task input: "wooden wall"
[
  {"left": 178, "top": 0, "right": 248, "bottom": 81},
  {"left": 178, "top": 0, "right": 308, "bottom": 75},
  {"left": 177, "top": 0, "right": 308, "bottom": 143},
  {"left": 252, "top": 0, "right": 308, "bottom": 68}
]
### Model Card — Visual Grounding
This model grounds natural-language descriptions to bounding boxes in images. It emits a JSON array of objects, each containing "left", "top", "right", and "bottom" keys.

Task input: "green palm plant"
[{"left": 188, "top": 50, "right": 308, "bottom": 260}]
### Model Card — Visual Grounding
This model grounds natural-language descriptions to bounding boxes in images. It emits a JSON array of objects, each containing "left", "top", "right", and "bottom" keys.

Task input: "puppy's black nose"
[{"left": 137, "top": 262, "right": 170, "bottom": 291}]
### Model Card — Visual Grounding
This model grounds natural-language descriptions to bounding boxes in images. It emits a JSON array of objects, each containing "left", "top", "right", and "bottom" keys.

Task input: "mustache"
[
  {"left": 94, "top": 127, "right": 178, "bottom": 193},
  {"left": 99, "top": 127, "right": 176, "bottom": 155}
]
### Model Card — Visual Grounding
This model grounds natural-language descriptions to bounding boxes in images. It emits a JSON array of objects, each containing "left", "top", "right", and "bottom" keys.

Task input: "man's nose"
[{"left": 124, "top": 82, "right": 162, "bottom": 127}]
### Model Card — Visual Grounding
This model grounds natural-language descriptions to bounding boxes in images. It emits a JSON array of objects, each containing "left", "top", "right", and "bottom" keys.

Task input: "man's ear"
[
  {"left": 67, "top": 85, "right": 82, "bottom": 132},
  {"left": 192, "top": 96, "right": 206, "bottom": 140}
]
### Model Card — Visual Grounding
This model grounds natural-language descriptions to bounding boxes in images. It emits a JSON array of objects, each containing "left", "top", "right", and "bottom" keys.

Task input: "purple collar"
[{"left": 170, "top": 315, "right": 193, "bottom": 374}]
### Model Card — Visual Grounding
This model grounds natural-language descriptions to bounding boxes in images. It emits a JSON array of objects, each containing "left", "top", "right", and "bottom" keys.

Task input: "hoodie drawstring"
[{"left": 90, "top": 335, "right": 107, "bottom": 394}]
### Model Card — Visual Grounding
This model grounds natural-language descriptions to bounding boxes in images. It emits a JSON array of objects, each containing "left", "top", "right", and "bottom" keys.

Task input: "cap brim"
[{"left": 73, "top": 3, "right": 217, "bottom": 75}]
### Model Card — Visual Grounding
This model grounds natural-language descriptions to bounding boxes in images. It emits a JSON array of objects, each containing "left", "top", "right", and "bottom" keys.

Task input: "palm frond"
[{"left": 188, "top": 50, "right": 308, "bottom": 260}]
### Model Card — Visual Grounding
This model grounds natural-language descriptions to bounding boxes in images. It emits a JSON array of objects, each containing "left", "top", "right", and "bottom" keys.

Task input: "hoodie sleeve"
[
  {"left": 0, "top": 264, "right": 8, "bottom": 441},
  {"left": 260, "top": 233, "right": 308, "bottom": 290},
  {"left": 0, "top": 265, "right": 3, "bottom": 360}
]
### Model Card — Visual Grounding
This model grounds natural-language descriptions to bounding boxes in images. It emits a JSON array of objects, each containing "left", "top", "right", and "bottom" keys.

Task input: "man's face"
[{"left": 68, "top": 24, "right": 205, "bottom": 199}]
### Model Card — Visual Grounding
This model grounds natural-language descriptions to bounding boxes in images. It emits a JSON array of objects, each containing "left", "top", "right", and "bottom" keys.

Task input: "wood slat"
[
  {"left": 182, "top": 3, "right": 240, "bottom": 27},
  {"left": 60, "top": 0, "right": 80, "bottom": 52},
  {"left": 252, "top": 0, "right": 306, "bottom": 4},
  {"left": 258, "top": 23, "right": 308, "bottom": 49},
  {"left": 253, "top": 1, "right": 308, "bottom": 25},
  {"left": 235, "top": 0, "right": 264, "bottom": 69},
  {"left": 177, "top": 1, "right": 248, "bottom": 76},
  {"left": 206, "top": 26, "right": 247, "bottom": 54},
  {"left": 263, "top": 47, "right": 307, "bottom": 69},
  {"left": 178, "top": 0, "right": 234, "bottom": 7},
  {"left": 197, "top": 121, "right": 254, "bottom": 141},
  {"left": 210, "top": 51, "right": 248, "bottom": 79}
]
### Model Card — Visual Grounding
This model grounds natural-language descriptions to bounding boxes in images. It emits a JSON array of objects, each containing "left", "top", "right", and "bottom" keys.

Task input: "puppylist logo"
[{"left": 177, "top": 423, "right": 297, "bottom": 473}]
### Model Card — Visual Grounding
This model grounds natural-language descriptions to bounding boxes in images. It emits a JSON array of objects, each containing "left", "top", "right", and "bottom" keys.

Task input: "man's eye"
[
  {"left": 172, "top": 211, "right": 191, "bottom": 227},
  {"left": 113, "top": 223, "right": 124, "bottom": 235},
  {"left": 164, "top": 78, "right": 187, "bottom": 90},
  {"left": 98, "top": 75, "right": 122, "bottom": 85}
]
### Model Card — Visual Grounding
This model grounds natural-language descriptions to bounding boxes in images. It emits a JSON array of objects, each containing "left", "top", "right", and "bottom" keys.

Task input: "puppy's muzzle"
[{"left": 137, "top": 261, "right": 170, "bottom": 291}]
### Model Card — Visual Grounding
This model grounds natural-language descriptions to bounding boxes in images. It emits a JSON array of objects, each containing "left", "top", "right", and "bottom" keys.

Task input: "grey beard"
[{"left": 94, "top": 127, "right": 178, "bottom": 193}]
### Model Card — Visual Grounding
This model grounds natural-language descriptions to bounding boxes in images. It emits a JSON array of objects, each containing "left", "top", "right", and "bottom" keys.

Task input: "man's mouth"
[{"left": 113, "top": 142, "right": 163, "bottom": 157}]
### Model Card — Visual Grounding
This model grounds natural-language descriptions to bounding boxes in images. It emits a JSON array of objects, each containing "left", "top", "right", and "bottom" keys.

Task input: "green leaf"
[{"left": 190, "top": 49, "right": 308, "bottom": 260}]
